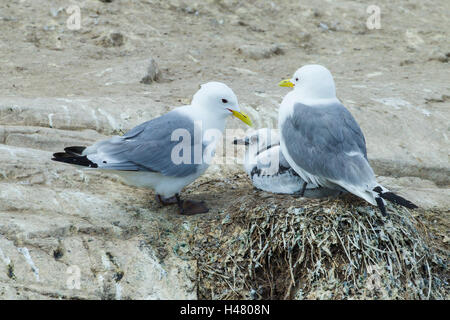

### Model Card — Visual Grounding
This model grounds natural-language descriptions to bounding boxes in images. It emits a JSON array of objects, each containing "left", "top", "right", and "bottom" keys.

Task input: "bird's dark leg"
[
  {"left": 299, "top": 182, "right": 307, "bottom": 197},
  {"left": 175, "top": 194, "right": 209, "bottom": 215},
  {"left": 175, "top": 194, "right": 184, "bottom": 211},
  {"left": 292, "top": 181, "right": 308, "bottom": 198},
  {"left": 155, "top": 194, "right": 178, "bottom": 206}
]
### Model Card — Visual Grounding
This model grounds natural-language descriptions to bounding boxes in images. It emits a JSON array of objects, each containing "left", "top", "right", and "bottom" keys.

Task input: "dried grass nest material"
[{"left": 189, "top": 195, "right": 448, "bottom": 300}]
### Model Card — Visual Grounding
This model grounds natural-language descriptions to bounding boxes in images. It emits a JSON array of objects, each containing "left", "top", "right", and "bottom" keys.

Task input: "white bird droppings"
[{"left": 18, "top": 247, "right": 40, "bottom": 281}]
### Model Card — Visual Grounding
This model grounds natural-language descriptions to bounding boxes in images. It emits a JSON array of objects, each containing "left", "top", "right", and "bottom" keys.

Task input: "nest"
[{"left": 189, "top": 194, "right": 448, "bottom": 299}]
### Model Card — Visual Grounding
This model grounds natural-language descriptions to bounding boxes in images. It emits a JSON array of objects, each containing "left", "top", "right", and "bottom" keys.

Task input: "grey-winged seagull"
[
  {"left": 233, "top": 128, "right": 341, "bottom": 197},
  {"left": 278, "top": 65, "right": 417, "bottom": 216},
  {"left": 52, "top": 82, "right": 252, "bottom": 215}
]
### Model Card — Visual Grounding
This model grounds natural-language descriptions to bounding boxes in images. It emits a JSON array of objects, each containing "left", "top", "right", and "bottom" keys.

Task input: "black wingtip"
[
  {"left": 375, "top": 197, "right": 387, "bottom": 216},
  {"left": 373, "top": 186, "right": 418, "bottom": 210},
  {"left": 379, "top": 192, "right": 418, "bottom": 209},
  {"left": 52, "top": 152, "right": 67, "bottom": 159},
  {"left": 52, "top": 151, "right": 98, "bottom": 168},
  {"left": 64, "top": 146, "right": 86, "bottom": 156}
]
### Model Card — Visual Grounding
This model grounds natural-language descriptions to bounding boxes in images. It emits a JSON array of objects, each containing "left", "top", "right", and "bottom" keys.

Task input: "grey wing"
[
  {"left": 282, "top": 102, "right": 373, "bottom": 187},
  {"left": 84, "top": 110, "right": 203, "bottom": 177}
]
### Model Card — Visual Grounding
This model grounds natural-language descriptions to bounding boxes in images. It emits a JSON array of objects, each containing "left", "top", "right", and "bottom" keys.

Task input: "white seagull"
[
  {"left": 233, "top": 128, "right": 341, "bottom": 198},
  {"left": 52, "top": 82, "right": 252, "bottom": 215},
  {"left": 278, "top": 65, "right": 417, "bottom": 216}
]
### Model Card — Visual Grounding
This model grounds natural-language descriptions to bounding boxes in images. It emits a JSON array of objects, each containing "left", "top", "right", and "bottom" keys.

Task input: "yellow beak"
[
  {"left": 231, "top": 109, "right": 252, "bottom": 127},
  {"left": 278, "top": 79, "right": 294, "bottom": 88}
]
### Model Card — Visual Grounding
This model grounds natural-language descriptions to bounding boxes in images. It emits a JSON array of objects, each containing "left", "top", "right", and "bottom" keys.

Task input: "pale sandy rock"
[
  {"left": 0, "top": 97, "right": 166, "bottom": 135},
  {"left": 237, "top": 44, "right": 284, "bottom": 60},
  {"left": 0, "top": 126, "right": 105, "bottom": 152}
]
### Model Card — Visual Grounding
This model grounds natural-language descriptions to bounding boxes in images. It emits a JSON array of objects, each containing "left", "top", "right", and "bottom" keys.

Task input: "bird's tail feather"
[{"left": 373, "top": 185, "right": 418, "bottom": 215}]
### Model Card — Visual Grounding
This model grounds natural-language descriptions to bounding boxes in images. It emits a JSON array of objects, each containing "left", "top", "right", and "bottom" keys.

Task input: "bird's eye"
[
  {"left": 295, "top": 77, "right": 299, "bottom": 82},
  {"left": 222, "top": 99, "right": 228, "bottom": 103}
]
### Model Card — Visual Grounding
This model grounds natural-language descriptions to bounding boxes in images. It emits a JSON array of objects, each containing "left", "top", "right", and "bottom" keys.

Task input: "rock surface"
[{"left": 0, "top": 0, "right": 448, "bottom": 299}]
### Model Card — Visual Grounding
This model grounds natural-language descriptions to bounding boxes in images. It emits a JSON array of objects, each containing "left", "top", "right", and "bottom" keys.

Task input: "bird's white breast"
[
  {"left": 115, "top": 169, "right": 206, "bottom": 197},
  {"left": 278, "top": 91, "right": 297, "bottom": 128}
]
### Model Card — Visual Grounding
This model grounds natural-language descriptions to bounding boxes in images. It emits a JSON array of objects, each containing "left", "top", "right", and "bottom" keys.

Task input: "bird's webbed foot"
[{"left": 175, "top": 194, "right": 209, "bottom": 215}]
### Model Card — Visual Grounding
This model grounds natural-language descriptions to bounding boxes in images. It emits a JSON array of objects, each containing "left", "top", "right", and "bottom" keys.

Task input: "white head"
[
  {"left": 191, "top": 82, "right": 252, "bottom": 126},
  {"left": 279, "top": 65, "right": 336, "bottom": 100}
]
